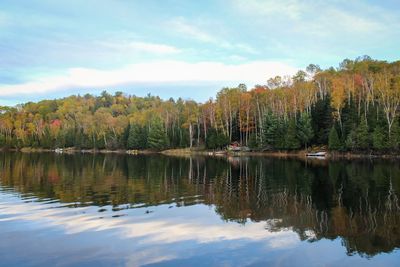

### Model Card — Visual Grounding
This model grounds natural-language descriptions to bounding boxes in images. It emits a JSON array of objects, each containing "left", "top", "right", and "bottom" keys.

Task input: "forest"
[{"left": 1, "top": 56, "right": 400, "bottom": 153}]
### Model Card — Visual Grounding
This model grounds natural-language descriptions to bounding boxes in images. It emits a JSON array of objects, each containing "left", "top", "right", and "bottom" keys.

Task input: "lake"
[{"left": 0, "top": 152, "right": 400, "bottom": 266}]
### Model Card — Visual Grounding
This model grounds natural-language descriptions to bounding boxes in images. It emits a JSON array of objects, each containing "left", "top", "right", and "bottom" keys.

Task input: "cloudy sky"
[{"left": 0, "top": 0, "right": 399, "bottom": 105}]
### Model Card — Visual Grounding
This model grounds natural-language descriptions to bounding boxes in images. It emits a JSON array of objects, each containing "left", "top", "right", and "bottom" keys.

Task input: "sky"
[{"left": 0, "top": 0, "right": 399, "bottom": 106}]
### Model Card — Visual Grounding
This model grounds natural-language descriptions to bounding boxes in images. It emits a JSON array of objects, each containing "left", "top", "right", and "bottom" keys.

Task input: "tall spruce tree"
[
  {"left": 285, "top": 119, "right": 300, "bottom": 150},
  {"left": 263, "top": 113, "right": 279, "bottom": 149},
  {"left": 372, "top": 124, "right": 387, "bottom": 150},
  {"left": 345, "top": 130, "right": 357, "bottom": 150},
  {"left": 205, "top": 128, "right": 218, "bottom": 149},
  {"left": 147, "top": 117, "right": 168, "bottom": 150},
  {"left": 311, "top": 96, "right": 333, "bottom": 145},
  {"left": 388, "top": 120, "right": 400, "bottom": 150},
  {"left": 328, "top": 126, "right": 341, "bottom": 151},
  {"left": 247, "top": 133, "right": 259, "bottom": 149},
  {"left": 127, "top": 123, "right": 147, "bottom": 149},
  {"left": 263, "top": 113, "right": 287, "bottom": 149},
  {"left": 341, "top": 97, "right": 358, "bottom": 140},
  {"left": 297, "top": 113, "right": 314, "bottom": 150},
  {"left": 356, "top": 117, "right": 370, "bottom": 150}
]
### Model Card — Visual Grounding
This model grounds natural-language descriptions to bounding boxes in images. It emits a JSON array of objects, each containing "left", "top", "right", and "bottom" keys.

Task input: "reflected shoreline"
[{"left": 1, "top": 152, "right": 400, "bottom": 258}]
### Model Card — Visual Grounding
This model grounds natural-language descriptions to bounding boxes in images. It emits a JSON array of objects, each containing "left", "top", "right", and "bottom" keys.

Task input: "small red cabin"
[{"left": 230, "top": 141, "right": 240, "bottom": 147}]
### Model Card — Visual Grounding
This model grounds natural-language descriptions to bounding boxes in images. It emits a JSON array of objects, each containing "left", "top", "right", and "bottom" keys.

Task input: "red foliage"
[
  {"left": 251, "top": 85, "right": 267, "bottom": 94},
  {"left": 50, "top": 119, "right": 62, "bottom": 127},
  {"left": 354, "top": 74, "right": 363, "bottom": 87}
]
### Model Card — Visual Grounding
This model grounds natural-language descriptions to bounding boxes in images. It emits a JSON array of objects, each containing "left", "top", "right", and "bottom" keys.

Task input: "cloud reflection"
[{"left": 0, "top": 191, "right": 299, "bottom": 265}]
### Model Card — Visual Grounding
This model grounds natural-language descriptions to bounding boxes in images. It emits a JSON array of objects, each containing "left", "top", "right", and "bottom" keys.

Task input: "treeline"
[{"left": 1, "top": 56, "right": 400, "bottom": 152}]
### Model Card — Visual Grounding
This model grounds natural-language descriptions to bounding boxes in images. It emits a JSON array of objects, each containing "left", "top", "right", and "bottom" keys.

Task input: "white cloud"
[
  {"left": 233, "top": 0, "right": 393, "bottom": 37},
  {"left": 168, "top": 17, "right": 257, "bottom": 53},
  {"left": 323, "top": 7, "right": 384, "bottom": 33},
  {"left": 0, "top": 60, "right": 298, "bottom": 97},
  {"left": 234, "top": 0, "right": 302, "bottom": 20},
  {"left": 100, "top": 40, "right": 181, "bottom": 54},
  {"left": 129, "top": 42, "right": 180, "bottom": 54},
  {"left": 168, "top": 17, "right": 217, "bottom": 43}
]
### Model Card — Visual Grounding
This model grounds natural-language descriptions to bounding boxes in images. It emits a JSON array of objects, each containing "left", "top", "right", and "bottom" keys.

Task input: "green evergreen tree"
[
  {"left": 297, "top": 113, "right": 314, "bottom": 150},
  {"left": 263, "top": 112, "right": 279, "bottom": 148},
  {"left": 341, "top": 97, "right": 358, "bottom": 141},
  {"left": 372, "top": 124, "right": 387, "bottom": 150},
  {"left": 74, "top": 128, "right": 83, "bottom": 149},
  {"left": 55, "top": 130, "right": 66, "bottom": 148},
  {"left": 285, "top": 119, "right": 300, "bottom": 150},
  {"left": 263, "top": 113, "right": 286, "bottom": 149},
  {"left": 328, "top": 126, "right": 341, "bottom": 151},
  {"left": 127, "top": 123, "right": 147, "bottom": 149},
  {"left": 121, "top": 124, "right": 130, "bottom": 149},
  {"left": 206, "top": 128, "right": 218, "bottom": 149},
  {"left": 206, "top": 128, "right": 229, "bottom": 149},
  {"left": 345, "top": 130, "right": 357, "bottom": 150},
  {"left": 147, "top": 117, "right": 168, "bottom": 150},
  {"left": 388, "top": 120, "right": 400, "bottom": 150},
  {"left": 0, "top": 133, "right": 5, "bottom": 147},
  {"left": 216, "top": 132, "right": 229, "bottom": 149},
  {"left": 40, "top": 126, "right": 53, "bottom": 149},
  {"left": 356, "top": 117, "right": 370, "bottom": 150},
  {"left": 65, "top": 128, "right": 75, "bottom": 147},
  {"left": 311, "top": 96, "right": 333, "bottom": 144},
  {"left": 247, "top": 133, "right": 259, "bottom": 150},
  {"left": 274, "top": 120, "right": 287, "bottom": 150}
]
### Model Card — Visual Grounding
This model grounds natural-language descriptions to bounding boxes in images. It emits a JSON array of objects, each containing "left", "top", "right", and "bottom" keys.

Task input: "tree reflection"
[{"left": 1, "top": 152, "right": 400, "bottom": 257}]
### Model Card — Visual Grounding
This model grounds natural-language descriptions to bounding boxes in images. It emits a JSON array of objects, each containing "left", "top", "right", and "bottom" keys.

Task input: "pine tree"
[
  {"left": 285, "top": 119, "right": 300, "bottom": 150},
  {"left": 345, "top": 130, "right": 357, "bottom": 150},
  {"left": 248, "top": 133, "right": 259, "bottom": 149},
  {"left": 297, "top": 113, "right": 314, "bottom": 150},
  {"left": 206, "top": 128, "right": 218, "bottom": 149},
  {"left": 341, "top": 97, "right": 358, "bottom": 141},
  {"left": 40, "top": 126, "right": 53, "bottom": 149},
  {"left": 274, "top": 119, "right": 287, "bottom": 150},
  {"left": 206, "top": 128, "right": 229, "bottom": 150},
  {"left": 356, "top": 117, "right": 369, "bottom": 150},
  {"left": 311, "top": 96, "right": 333, "bottom": 144},
  {"left": 216, "top": 132, "right": 229, "bottom": 149},
  {"left": 263, "top": 113, "right": 286, "bottom": 149},
  {"left": 263, "top": 113, "right": 279, "bottom": 148},
  {"left": 147, "top": 117, "right": 168, "bottom": 150},
  {"left": 127, "top": 123, "right": 147, "bottom": 149},
  {"left": 372, "top": 124, "right": 387, "bottom": 150},
  {"left": 0, "top": 133, "right": 5, "bottom": 147},
  {"left": 388, "top": 120, "right": 400, "bottom": 150},
  {"left": 328, "top": 126, "right": 341, "bottom": 151}
]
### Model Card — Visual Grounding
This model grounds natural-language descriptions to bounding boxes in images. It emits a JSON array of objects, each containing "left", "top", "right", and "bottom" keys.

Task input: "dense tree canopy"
[{"left": 1, "top": 57, "right": 400, "bottom": 152}]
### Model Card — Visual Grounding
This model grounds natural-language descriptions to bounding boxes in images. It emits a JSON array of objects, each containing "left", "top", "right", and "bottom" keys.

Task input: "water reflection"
[{"left": 1, "top": 152, "right": 400, "bottom": 266}]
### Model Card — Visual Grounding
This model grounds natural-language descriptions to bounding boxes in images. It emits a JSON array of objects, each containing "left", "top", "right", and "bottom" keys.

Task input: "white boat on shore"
[{"left": 306, "top": 151, "right": 327, "bottom": 158}]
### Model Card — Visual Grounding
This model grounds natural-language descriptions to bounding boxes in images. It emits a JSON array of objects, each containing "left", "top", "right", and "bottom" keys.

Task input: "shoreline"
[
  {"left": 2, "top": 147, "right": 400, "bottom": 160},
  {"left": 162, "top": 149, "right": 400, "bottom": 160}
]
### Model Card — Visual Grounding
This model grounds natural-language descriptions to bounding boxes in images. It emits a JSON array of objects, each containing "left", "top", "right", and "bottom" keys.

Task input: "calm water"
[{"left": 1, "top": 153, "right": 400, "bottom": 266}]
